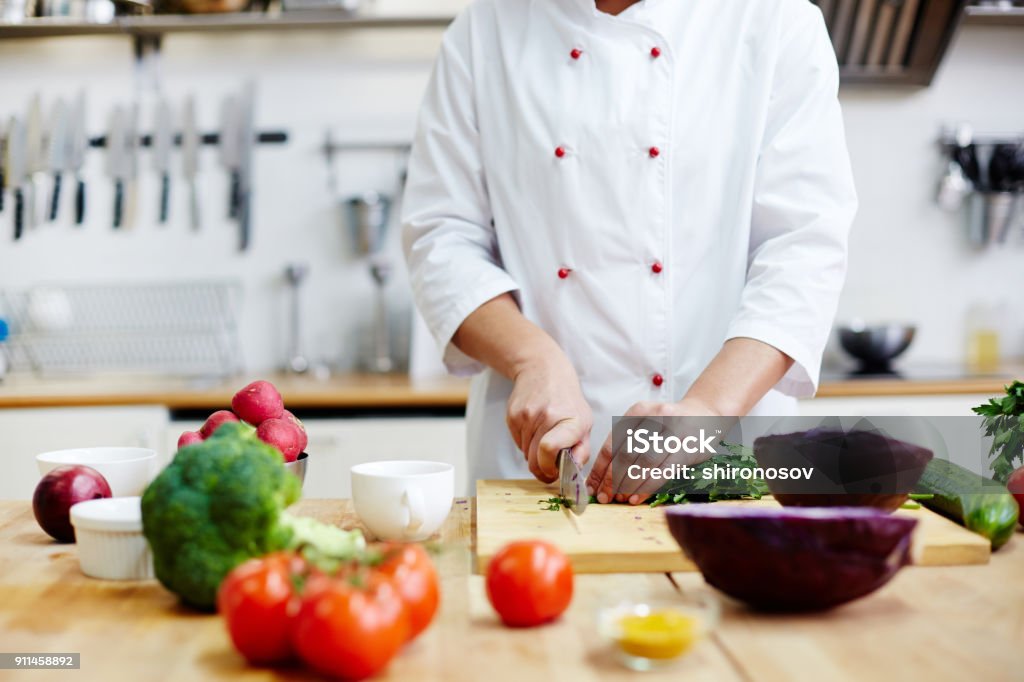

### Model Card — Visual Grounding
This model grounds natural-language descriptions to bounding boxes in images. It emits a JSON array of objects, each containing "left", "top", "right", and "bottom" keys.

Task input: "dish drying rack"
[{"left": 0, "top": 281, "right": 243, "bottom": 378}]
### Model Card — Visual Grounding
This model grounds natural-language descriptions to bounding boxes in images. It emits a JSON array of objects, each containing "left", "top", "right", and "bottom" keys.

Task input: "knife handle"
[
  {"left": 189, "top": 184, "right": 201, "bottom": 232},
  {"left": 228, "top": 170, "right": 241, "bottom": 219},
  {"left": 13, "top": 188, "right": 24, "bottom": 241},
  {"left": 74, "top": 178, "right": 85, "bottom": 226},
  {"left": 113, "top": 179, "right": 123, "bottom": 229},
  {"left": 0, "top": 169, "right": 5, "bottom": 213},
  {"left": 238, "top": 186, "right": 250, "bottom": 252},
  {"left": 159, "top": 173, "right": 170, "bottom": 224},
  {"left": 49, "top": 174, "right": 62, "bottom": 222}
]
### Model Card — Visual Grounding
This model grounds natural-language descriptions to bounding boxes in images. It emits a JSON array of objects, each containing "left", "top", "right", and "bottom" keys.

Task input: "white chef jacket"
[{"left": 402, "top": 0, "right": 857, "bottom": 481}]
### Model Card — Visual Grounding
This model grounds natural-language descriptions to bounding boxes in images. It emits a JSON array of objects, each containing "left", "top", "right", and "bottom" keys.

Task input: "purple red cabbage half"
[{"left": 665, "top": 505, "right": 917, "bottom": 612}]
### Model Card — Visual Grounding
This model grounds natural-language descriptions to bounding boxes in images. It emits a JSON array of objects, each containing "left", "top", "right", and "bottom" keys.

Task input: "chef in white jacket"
[{"left": 402, "top": 0, "right": 857, "bottom": 503}]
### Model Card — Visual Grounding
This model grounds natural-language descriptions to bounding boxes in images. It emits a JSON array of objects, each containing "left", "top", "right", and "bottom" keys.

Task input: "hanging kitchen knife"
[
  {"left": 152, "top": 98, "right": 174, "bottom": 225},
  {"left": 236, "top": 82, "right": 256, "bottom": 252},
  {"left": 24, "top": 94, "right": 45, "bottom": 230},
  {"left": 123, "top": 103, "right": 140, "bottom": 229},
  {"left": 558, "top": 447, "right": 588, "bottom": 516},
  {"left": 67, "top": 91, "right": 88, "bottom": 226},
  {"left": 218, "top": 94, "right": 241, "bottom": 220},
  {"left": 6, "top": 117, "right": 27, "bottom": 241},
  {"left": 105, "top": 106, "right": 127, "bottom": 229},
  {"left": 46, "top": 98, "right": 70, "bottom": 222},
  {"left": 181, "top": 95, "right": 201, "bottom": 231}
]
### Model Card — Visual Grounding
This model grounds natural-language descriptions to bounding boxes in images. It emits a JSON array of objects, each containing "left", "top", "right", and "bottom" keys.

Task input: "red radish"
[
  {"left": 256, "top": 418, "right": 304, "bottom": 462},
  {"left": 177, "top": 431, "right": 204, "bottom": 449},
  {"left": 199, "top": 410, "right": 240, "bottom": 439},
  {"left": 232, "top": 381, "right": 284, "bottom": 425},
  {"left": 283, "top": 409, "right": 308, "bottom": 454},
  {"left": 1008, "top": 466, "right": 1024, "bottom": 521},
  {"left": 33, "top": 466, "right": 112, "bottom": 543}
]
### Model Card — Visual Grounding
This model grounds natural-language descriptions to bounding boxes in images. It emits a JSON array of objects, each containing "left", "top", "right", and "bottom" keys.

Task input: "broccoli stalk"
[{"left": 141, "top": 422, "right": 362, "bottom": 610}]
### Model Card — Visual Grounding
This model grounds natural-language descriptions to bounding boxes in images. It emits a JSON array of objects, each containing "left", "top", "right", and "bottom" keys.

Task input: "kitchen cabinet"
[
  {"left": 169, "top": 416, "right": 468, "bottom": 498},
  {"left": 0, "top": 406, "right": 170, "bottom": 500}
]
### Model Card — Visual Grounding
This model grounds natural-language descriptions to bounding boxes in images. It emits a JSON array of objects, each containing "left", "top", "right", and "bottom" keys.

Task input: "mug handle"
[{"left": 402, "top": 487, "right": 425, "bottom": 535}]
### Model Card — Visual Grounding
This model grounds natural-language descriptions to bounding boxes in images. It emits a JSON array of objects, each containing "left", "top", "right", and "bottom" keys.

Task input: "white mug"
[{"left": 351, "top": 461, "right": 454, "bottom": 542}]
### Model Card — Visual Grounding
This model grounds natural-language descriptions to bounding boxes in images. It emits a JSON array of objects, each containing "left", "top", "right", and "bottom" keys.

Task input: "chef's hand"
[
  {"left": 585, "top": 398, "right": 721, "bottom": 506},
  {"left": 507, "top": 355, "right": 593, "bottom": 484}
]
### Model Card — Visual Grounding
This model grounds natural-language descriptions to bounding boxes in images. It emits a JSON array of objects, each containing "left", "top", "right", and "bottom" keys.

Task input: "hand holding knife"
[{"left": 558, "top": 447, "right": 589, "bottom": 516}]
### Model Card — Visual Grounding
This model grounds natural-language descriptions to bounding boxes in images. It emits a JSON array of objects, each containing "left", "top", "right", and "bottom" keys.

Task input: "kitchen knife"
[
  {"left": 558, "top": 448, "right": 588, "bottom": 516},
  {"left": 6, "top": 117, "right": 27, "bottom": 241},
  {"left": 105, "top": 106, "right": 126, "bottom": 229},
  {"left": 68, "top": 91, "right": 88, "bottom": 226},
  {"left": 46, "top": 98, "right": 69, "bottom": 222},
  {"left": 152, "top": 98, "right": 174, "bottom": 225},
  {"left": 181, "top": 95, "right": 201, "bottom": 231},
  {"left": 24, "top": 94, "right": 45, "bottom": 229},
  {"left": 218, "top": 95, "right": 240, "bottom": 220},
  {"left": 236, "top": 82, "right": 256, "bottom": 252},
  {"left": 0, "top": 118, "right": 7, "bottom": 214},
  {"left": 123, "top": 104, "right": 140, "bottom": 229}
]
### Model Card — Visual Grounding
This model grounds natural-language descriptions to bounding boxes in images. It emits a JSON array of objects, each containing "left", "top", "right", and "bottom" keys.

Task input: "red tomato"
[
  {"left": 376, "top": 543, "right": 441, "bottom": 641},
  {"left": 291, "top": 570, "right": 410, "bottom": 680},
  {"left": 217, "top": 552, "right": 306, "bottom": 665},
  {"left": 485, "top": 540, "right": 573, "bottom": 627},
  {"left": 1008, "top": 466, "right": 1024, "bottom": 516}
]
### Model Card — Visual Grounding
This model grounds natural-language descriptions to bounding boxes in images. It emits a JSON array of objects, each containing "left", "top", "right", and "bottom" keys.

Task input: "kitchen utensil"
[
  {"left": 937, "top": 158, "right": 971, "bottom": 212},
  {"left": 837, "top": 322, "right": 916, "bottom": 375},
  {"left": 558, "top": 447, "right": 588, "bottom": 516},
  {"left": 985, "top": 192, "right": 1017, "bottom": 245},
  {"left": 284, "top": 263, "right": 310, "bottom": 374},
  {"left": 351, "top": 460, "right": 454, "bottom": 541},
  {"left": 46, "top": 98, "right": 69, "bottom": 222},
  {"left": 25, "top": 94, "right": 45, "bottom": 229},
  {"left": 152, "top": 98, "right": 173, "bottom": 224},
  {"left": 36, "top": 447, "right": 158, "bottom": 497},
  {"left": 123, "top": 104, "right": 140, "bottom": 229},
  {"left": 70, "top": 497, "right": 155, "bottom": 581},
  {"left": 0, "top": 119, "right": 7, "bottom": 214},
  {"left": 6, "top": 116, "right": 27, "bottom": 241},
  {"left": 68, "top": 91, "right": 88, "bottom": 226},
  {"left": 989, "top": 144, "right": 1018, "bottom": 193},
  {"left": 105, "top": 106, "right": 127, "bottom": 229},
  {"left": 346, "top": 191, "right": 395, "bottom": 373},
  {"left": 236, "top": 82, "right": 256, "bottom": 251},
  {"left": 218, "top": 94, "right": 240, "bottom": 219},
  {"left": 181, "top": 95, "right": 201, "bottom": 231},
  {"left": 283, "top": 452, "right": 309, "bottom": 489},
  {"left": 951, "top": 124, "right": 981, "bottom": 187},
  {"left": 475, "top": 479, "right": 990, "bottom": 573}
]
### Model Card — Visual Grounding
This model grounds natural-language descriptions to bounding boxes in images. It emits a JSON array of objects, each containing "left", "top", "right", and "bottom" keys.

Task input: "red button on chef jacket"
[
  {"left": 650, "top": 46, "right": 662, "bottom": 58},
  {"left": 558, "top": 268, "right": 571, "bottom": 279},
  {"left": 570, "top": 48, "right": 582, "bottom": 60},
  {"left": 651, "top": 262, "right": 663, "bottom": 274},
  {"left": 652, "top": 374, "right": 664, "bottom": 387}
]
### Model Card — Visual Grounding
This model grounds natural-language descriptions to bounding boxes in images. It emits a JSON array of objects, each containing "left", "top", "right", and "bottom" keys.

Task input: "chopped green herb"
[
  {"left": 649, "top": 442, "right": 769, "bottom": 507},
  {"left": 539, "top": 497, "right": 568, "bottom": 511},
  {"left": 908, "top": 493, "right": 934, "bottom": 501},
  {"left": 900, "top": 501, "right": 922, "bottom": 510}
]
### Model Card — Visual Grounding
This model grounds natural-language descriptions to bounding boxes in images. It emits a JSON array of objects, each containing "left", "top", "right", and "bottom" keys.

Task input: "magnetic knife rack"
[{"left": 85, "top": 130, "right": 288, "bottom": 148}]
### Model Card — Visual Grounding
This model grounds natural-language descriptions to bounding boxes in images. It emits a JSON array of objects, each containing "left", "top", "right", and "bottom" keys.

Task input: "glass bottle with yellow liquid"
[{"left": 966, "top": 302, "right": 1004, "bottom": 372}]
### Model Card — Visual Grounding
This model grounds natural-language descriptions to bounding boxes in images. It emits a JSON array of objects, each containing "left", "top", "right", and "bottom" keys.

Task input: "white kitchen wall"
[{"left": 0, "top": 10, "right": 1022, "bottom": 373}]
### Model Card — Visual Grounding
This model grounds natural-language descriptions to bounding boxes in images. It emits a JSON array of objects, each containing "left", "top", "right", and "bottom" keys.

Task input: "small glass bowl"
[{"left": 597, "top": 590, "right": 720, "bottom": 672}]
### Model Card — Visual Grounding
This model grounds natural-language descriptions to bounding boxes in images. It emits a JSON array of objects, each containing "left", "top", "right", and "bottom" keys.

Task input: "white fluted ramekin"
[{"left": 70, "top": 497, "right": 154, "bottom": 581}]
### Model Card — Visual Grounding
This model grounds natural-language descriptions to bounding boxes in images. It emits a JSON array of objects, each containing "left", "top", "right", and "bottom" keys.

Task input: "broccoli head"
[{"left": 141, "top": 421, "right": 301, "bottom": 610}]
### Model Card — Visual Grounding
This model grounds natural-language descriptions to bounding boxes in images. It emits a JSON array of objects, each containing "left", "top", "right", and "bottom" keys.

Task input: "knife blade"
[
  {"left": 181, "top": 95, "right": 201, "bottom": 231},
  {"left": 218, "top": 94, "right": 240, "bottom": 220},
  {"left": 236, "top": 82, "right": 256, "bottom": 252},
  {"left": 46, "top": 98, "right": 69, "bottom": 222},
  {"left": 152, "top": 98, "right": 174, "bottom": 225},
  {"left": 67, "top": 91, "right": 88, "bottom": 226},
  {"left": 6, "top": 116, "right": 27, "bottom": 241},
  {"left": 105, "top": 106, "right": 126, "bottom": 230},
  {"left": 558, "top": 448, "right": 588, "bottom": 516},
  {"left": 24, "top": 94, "right": 45, "bottom": 230},
  {"left": 123, "top": 104, "right": 139, "bottom": 229}
]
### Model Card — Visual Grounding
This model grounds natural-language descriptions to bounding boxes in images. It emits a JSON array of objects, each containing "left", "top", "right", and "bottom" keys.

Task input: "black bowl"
[{"left": 838, "top": 324, "right": 915, "bottom": 374}]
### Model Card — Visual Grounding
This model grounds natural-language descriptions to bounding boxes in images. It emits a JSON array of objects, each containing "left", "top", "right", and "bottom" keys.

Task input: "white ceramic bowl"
[
  {"left": 351, "top": 460, "right": 454, "bottom": 542},
  {"left": 36, "top": 447, "right": 159, "bottom": 497},
  {"left": 70, "top": 497, "right": 154, "bottom": 581}
]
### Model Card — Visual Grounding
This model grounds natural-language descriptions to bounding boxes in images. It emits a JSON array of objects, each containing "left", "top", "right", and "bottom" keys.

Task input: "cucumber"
[{"left": 914, "top": 459, "right": 1019, "bottom": 550}]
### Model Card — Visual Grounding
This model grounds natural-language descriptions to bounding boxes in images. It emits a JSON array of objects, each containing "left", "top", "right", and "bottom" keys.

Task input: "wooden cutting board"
[{"left": 475, "top": 480, "right": 991, "bottom": 574}]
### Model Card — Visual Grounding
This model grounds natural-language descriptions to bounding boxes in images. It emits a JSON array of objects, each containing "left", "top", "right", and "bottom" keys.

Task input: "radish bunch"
[{"left": 177, "top": 380, "right": 308, "bottom": 462}]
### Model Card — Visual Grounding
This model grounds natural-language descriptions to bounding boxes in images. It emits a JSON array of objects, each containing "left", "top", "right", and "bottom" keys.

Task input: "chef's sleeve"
[
  {"left": 725, "top": 2, "right": 858, "bottom": 398},
  {"left": 401, "top": 11, "right": 519, "bottom": 376}
]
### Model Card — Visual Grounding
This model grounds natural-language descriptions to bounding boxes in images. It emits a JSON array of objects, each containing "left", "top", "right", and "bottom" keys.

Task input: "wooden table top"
[{"left": 0, "top": 499, "right": 1020, "bottom": 681}]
